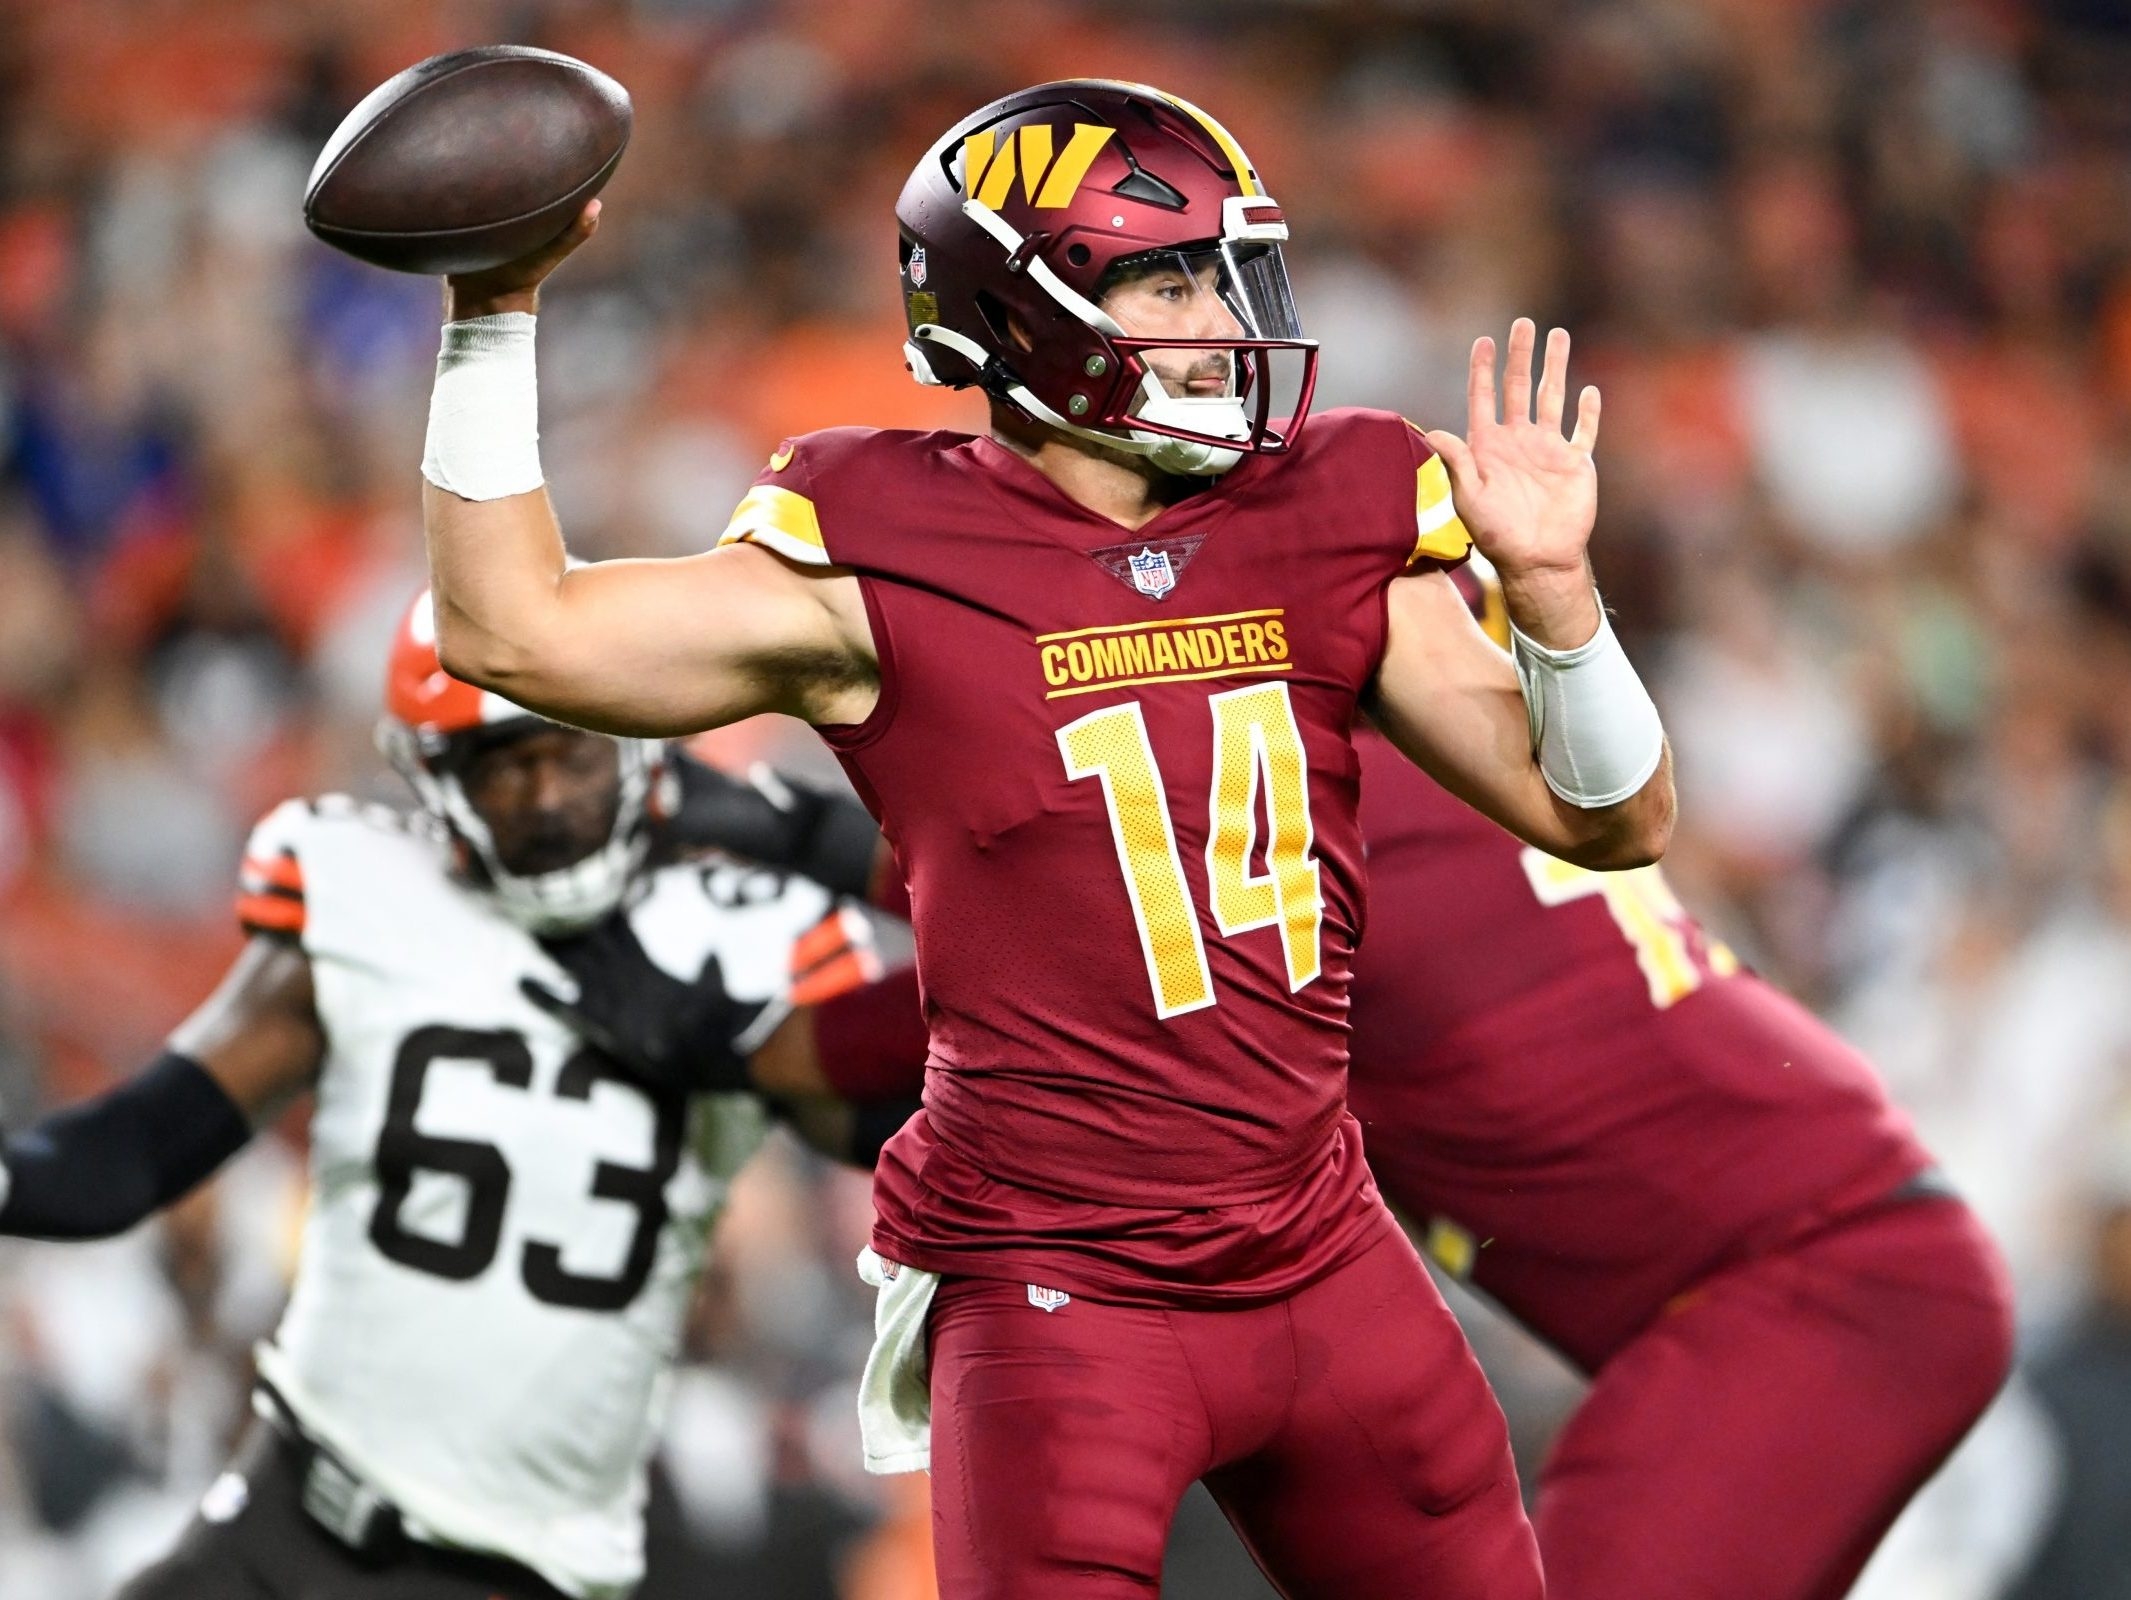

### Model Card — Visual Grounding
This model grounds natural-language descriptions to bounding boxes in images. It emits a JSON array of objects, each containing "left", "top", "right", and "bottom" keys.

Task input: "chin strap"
[
  {"left": 903, "top": 322, "right": 990, "bottom": 387},
  {"left": 1004, "top": 373, "right": 1244, "bottom": 475}
]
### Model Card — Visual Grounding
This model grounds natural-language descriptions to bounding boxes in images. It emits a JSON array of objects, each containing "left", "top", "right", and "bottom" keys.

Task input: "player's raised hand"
[
  {"left": 1425, "top": 319, "right": 1603, "bottom": 647},
  {"left": 445, "top": 199, "right": 602, "bottom": 321}
]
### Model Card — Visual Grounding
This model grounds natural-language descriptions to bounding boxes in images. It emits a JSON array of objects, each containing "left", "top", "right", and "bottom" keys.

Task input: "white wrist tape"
[
  {"left": 421, "top": 313, "right": 543, "bottom": 501},
  {"left": 1510, "top": 598, "right": 1665, "bottom": 809}
]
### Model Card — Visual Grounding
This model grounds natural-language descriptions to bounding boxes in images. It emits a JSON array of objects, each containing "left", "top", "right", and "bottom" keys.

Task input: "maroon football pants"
[
  {"left": 924, "top": 1206, "right": 1542, "bottom": 1600},
  {"left": 1535, "top": 1196, "right": 2014, "bottom": 1600}
]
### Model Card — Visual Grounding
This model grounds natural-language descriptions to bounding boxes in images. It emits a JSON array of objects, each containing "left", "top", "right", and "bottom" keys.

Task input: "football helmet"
[
  {"left": 377, "top": 589, "right": 663, "bottom": 933},
  {"left": 896, "top": 79, "right": 1317, "bottom": 475}
]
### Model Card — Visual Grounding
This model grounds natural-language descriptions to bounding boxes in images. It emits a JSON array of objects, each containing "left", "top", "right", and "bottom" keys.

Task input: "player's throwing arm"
[
  {"left": 1370, "top": 319, "right": 1674, "bottom": 869},
  {"left": 302, "top": 48, "right": 877, "bottom": 740}
]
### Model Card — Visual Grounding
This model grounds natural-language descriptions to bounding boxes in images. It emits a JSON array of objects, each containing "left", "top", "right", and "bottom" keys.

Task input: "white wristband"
[
  {"left": 421, "top": 313, "right": 543, "bottom": 501},
  {"left": 1510, "top": 597, "right": 1665, "bottom": 810}
]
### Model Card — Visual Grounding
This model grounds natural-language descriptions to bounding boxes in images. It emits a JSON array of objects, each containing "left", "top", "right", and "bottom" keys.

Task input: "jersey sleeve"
[
  {"left": 234, "top": 799, "right": 312, "bottom": 940},
  {"left": 715, "top": 435, "right": 835, "bottom": 567},
  {"left": 1400, "top": 418, "right": 1474, "bottom": 569}
]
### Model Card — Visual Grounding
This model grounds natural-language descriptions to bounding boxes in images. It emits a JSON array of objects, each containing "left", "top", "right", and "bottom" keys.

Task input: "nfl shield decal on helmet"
[
  {"left": 908, "top": 245, "right": 928, "bottom": 287},
  {"left": 1128, "top": 546, "right": 1176, "bottom": 600}
]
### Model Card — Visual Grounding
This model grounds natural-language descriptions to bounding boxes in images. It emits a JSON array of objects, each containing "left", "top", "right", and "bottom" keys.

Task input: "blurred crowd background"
[{"left": 2, "top": 0, "right": 2130, "bottom": 1595}]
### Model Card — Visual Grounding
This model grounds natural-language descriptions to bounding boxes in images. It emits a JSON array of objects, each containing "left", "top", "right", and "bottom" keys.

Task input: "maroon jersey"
[
  {"left": 720, "top": 410, "right": 1468, "bottom": 1304},
  {"left": 1347, "top": 729, "right": 1934, "bottom": 1369}
]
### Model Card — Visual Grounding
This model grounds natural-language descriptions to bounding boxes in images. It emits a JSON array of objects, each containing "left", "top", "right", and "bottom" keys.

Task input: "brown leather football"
[{"left": 303, "top": 46, "right": 631, "bottom": 275}]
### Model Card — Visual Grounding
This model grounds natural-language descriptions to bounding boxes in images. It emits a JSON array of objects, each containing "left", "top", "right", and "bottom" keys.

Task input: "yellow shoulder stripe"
[
  {"left": 717, "top": 484, "right": 831, "bottom": 568},
  {"left": 1412, "top": 454, "right": 1472, "bottom": 564}
]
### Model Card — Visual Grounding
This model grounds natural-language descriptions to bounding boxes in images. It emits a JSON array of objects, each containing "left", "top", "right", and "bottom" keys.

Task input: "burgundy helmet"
[{"left": 896, "top": 79, "right": 1318, "bottom": 475}]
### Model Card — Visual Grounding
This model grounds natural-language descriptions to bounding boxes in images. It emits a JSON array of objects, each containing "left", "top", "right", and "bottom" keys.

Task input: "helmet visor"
[
  {"left": 1091, "top": 244, "right": 1316, "bottom": 456},
  {"left": 1096, "top": 243, "right": 1303, "bottom": 350},
  {"left": 1221, "top": 241, "right": 1303, "bottom": 341}
]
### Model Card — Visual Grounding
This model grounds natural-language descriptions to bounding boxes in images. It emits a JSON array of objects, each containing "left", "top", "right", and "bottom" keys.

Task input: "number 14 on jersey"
[{"left": 1058, "top": 683, "right": 1323, "bottom": 1018}]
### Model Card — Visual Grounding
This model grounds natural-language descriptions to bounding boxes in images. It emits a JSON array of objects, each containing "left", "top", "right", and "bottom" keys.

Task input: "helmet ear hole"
[
  {"left": 1067, "top": 243, "right": 1092, "bottom": 267},
  {"left": 974, "top": 290, "right": 1025, "bottom": 353}
]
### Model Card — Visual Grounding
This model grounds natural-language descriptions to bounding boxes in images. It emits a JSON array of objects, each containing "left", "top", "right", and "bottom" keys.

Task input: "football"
[{"left": 303, "top": 45, "right": 631, "bottom": 276}]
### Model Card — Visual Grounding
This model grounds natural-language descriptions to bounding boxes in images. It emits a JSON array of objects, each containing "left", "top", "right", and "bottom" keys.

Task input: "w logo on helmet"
[{"left": 962, "top": 123, "right": 1116, "bottom": 210}]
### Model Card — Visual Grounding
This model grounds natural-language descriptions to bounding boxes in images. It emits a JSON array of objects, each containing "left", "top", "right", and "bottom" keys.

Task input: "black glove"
[
  {"left": 524, "top": 915, "right": 774, "bottom": 1099},
  {"left": 668, "top": 752, "right": 882, "bottom": 901}
]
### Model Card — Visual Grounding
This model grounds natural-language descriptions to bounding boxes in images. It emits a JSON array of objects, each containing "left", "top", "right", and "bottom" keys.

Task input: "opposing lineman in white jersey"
[
  {"left": 249, "top": 794, "right": 812, "bottom": 1593},
  {"left": 0, "top": 590, "right": 909, "bottom": 1600}
]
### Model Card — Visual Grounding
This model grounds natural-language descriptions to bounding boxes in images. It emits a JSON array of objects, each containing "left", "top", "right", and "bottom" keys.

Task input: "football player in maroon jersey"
[
  {"left": 702, "top": 667, "right": 2014, "bottom": 1600},
  {"left": 416, "top": 80, "right": 1675, "bottom": 1599},
  {"left": 1344, "top": 717, "right": 2013, "bottom": 1600}
]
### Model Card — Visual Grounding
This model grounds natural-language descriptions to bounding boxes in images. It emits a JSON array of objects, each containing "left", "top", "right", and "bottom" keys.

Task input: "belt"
[{"left": 254, "top": 1380, "right": 408, "bottom": 1562}]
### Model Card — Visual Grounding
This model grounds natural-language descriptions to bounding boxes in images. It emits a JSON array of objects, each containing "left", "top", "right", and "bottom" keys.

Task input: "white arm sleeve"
[
  {"left": 421, "top": 313, "right": 543, "bottom": 502},
  {"left": 1509, "top": 597, "right": 1665, "bottom": 810}
]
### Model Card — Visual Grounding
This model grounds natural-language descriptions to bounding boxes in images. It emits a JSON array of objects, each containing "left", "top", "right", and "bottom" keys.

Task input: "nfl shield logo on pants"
[
  {"left": 1128, "top": 546, "right": 1176, "bottom": 599},
  {"left": 1026, "top": 1284, "right": 1071, "bottom": 1313}
]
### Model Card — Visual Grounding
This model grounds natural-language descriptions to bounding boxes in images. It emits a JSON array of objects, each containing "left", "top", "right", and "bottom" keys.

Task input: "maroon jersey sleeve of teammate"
[
  {"left": 812, "top": 963, "right": 929, "bottom": 1101},
  {"left": 1346, "top": 731, "right": 1933, "bottom": 1363}
]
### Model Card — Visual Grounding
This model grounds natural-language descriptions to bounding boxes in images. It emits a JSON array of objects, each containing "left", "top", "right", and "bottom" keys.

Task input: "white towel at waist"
[{"left": 856, "top": 1246, "right": 940, "bottom": 1475}]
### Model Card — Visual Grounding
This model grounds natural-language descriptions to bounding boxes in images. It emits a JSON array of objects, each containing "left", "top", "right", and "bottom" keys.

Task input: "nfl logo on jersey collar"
[
  {"left": 1027, "top": 1284, "right": 1071, "bottom": 1313},
  {"left": 1128, "top": 546, "right": 1176, "bottom": 599},
  {"left": 1088, "top": 531, "right": 1208, "bottom": 601}
]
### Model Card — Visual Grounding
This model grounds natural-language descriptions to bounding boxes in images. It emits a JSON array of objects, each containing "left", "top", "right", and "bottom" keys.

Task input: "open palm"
[{"left": 1424, "top": 319, "right": 1599, "bottom": 580}]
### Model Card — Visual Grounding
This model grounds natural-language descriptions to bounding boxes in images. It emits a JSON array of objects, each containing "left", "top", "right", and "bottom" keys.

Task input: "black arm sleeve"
[{"left": 0, "top": 1052, "right": 256, "bottom": 1240}]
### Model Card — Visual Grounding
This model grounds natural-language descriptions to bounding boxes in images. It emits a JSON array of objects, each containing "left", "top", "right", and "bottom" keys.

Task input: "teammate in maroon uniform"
[
  {"left": 415, "top": 81, "right": 1675, "bottom": 1599},
  {"left": 1348, "top": 693, "right": 2012, "bottom": 1600}
]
